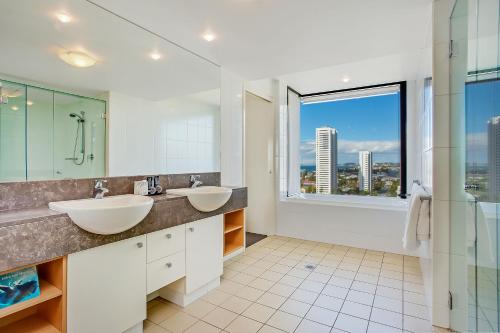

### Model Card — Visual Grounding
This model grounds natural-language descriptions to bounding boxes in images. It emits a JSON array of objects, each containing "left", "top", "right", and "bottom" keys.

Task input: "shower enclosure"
[
  {"left": 0, "top": 79, "right": 106, "bottom": 181},
  {"left": 449, "top": 0, "right": 500, "bottom": 332}
]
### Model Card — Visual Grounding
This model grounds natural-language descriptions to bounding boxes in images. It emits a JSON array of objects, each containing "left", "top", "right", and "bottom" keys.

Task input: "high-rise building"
[
  {"left": 315, "top": 127, "right": 337, "bottom": 194},
  {"left": 358, "top": 151, "right": 373, "bottom": 193},
  {"left": 488, "top": 116, "right": 500, "bottom": 201}
]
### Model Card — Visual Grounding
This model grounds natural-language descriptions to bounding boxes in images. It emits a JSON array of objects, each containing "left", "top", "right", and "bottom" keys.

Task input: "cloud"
[{"left": 300, "top": 139, "right": 399, "bottom": 155}]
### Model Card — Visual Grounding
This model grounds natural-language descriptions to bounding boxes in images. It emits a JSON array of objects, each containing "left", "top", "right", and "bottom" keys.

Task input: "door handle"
[
  {"left": 166, "top": 262, "right": 172, "bottom": 268},
  {"left": 136, "top": 242, "right": 143, "bottom": 248},
  {"left": 189, "top": 227, "right": 194, "bottom": 232},
  {"left": 166, "top": 233, "right": 172, "bottom": 239}
]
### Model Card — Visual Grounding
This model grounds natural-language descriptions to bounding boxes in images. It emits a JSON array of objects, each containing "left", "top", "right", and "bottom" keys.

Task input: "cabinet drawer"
[
  {"left": 147, "top": 251, "right": 185, "bottom": 294},
  {"left": 147, "top": 225, "right": 185, "bottom": 263}
]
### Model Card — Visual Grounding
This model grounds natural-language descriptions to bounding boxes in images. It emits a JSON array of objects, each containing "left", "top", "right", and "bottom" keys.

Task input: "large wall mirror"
[{"left": 0, "top": 0, "right": 220, "bottom": 182}]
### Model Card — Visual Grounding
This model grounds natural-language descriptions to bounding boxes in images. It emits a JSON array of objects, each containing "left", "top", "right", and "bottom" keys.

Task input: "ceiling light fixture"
[
  {"left": 59, "top": 51, "right": 97, "bottom": 68},
  {"left": 341, "top": 76, "right": 350, "bottom": 83},
  {"left": 27, "top": 100, "right": 34, "bottom": 106},
  {"left": 11, "top": 106, "right": 19, "bottom": 111},
  {"left": 202, "top": 32, "right": 216, "bottom": 42},
  {"left": 55, "top": 12, "right": 72, "bottom": 23},
  {"left": 150, "top": 52, "right": 162, "bottom": 61}
]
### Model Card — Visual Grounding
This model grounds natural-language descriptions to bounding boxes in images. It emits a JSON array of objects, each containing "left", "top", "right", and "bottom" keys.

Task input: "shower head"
[{"left": 69, "top": 112, "right": 85, "bottom": 122}]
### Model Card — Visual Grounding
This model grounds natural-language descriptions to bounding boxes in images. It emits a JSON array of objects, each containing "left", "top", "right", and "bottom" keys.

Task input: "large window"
[{"left": 287, "top": 82, "right": 407, "bottom": 198}]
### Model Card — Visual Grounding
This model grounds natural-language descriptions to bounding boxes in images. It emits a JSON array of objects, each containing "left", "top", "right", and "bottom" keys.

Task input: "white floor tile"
[
  {"left": 322, "top": 284, "right": 349, "bottom": 299},
  {"left": 403, "top": 315, "right": 433, "bottom": 332},
  {"left": 299, "top": 279, "right": 325, "bottom": 293},
  {"left": 351, "top": 281, "right": 377, "bottom": 294},
  {"left": 373, "top": 295, "right": 403, "bottom": 313},
  {"left": 220, "top": 295, "right": 253, "bottom": 314},
  {"left": 295, "top": 319, "right": 331, "bottom": 333},
  {"left": 305, "top": 305, "right": 338, "bottom": 326},
  {"left": 266, "top": 310, "right": 302, "bottom": 333},
  {"left": 268, "top": 283, "right": 296, "bottom": 297},
  {"left": 257, "top": 292, "right": 287, "bottom": 309},
  {"left": 203, "top": 307, "right": 238, "bottom": 329},
  {"left": 403, "top": 302, "right": 429, "bottom": 319},
  {"left": 314, "top": 294, "right": 343, "bottom": 312},
  {"left": 225, "top": 315, "right": 263, "bottom": 333},
  {"left": 280, "top": 299, "right": 311, "bottom": 317},
  {"left": 334, "top": 313, "right": 369, "bottom": 333},
  {"left": 290, "top": 288, "right": 319, "bottom": 304},
  {"left": 340, "top": 300, "right": 372, "bottom": 319},
  {"left": 184, "top": 320, "right": 221, "bottom": 333},
  {"left": 346, "top": 289, "right": 374, "bottom": 306},
  {"left": 243, "top": 303, "right": 276, "bottom": 323},
  {"left": 370, "top": 307, "right": 403, "bottom": 329},
  {"left": 367, "top": 321, "right": 402, "bottom": 333}
]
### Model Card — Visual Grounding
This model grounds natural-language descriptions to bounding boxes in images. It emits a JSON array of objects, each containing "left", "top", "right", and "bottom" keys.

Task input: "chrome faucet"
[
  {"left": 94, "top": 179, "right": 109, "bottom": 199},
  {"left": 190, "top": 175, "right": 203, "bottom": 188}
]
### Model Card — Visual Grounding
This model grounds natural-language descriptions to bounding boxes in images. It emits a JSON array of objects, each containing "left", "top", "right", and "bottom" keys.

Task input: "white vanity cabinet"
[
  {"left": 68, "top": 235, "right": 147, "bottom": 333},
  {"left": 185, "top": 215, "right": 223, "bottom": 293},
  {"left": 146, "top": 225, "right": 185, "bottom": 294}
]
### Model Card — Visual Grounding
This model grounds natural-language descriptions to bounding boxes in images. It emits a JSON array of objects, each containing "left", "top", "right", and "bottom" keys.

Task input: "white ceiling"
[
  {"left": 91, "top": 0, "right": 433, "bottom": 80},
  {"left": 0, "top": 0, "right": 220, "bottom": 101}
]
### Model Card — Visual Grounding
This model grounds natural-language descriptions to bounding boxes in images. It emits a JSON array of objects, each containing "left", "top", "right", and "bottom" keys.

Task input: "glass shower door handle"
[{"left": 464, "top": 183, "right": 480, "bottom": 191}]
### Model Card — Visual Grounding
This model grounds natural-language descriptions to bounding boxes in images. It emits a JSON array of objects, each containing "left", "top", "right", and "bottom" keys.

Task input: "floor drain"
[{"left": 304, "top": 264, "right": 316, "bottom": 270}]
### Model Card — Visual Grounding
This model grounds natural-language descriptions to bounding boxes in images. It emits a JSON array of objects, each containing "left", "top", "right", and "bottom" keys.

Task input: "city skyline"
[
  {"left": 300, "top": 92, "right": 400, "bottom": 165},
  {"left": 315, "top": 127, "right": 337, "bottom": 194}
]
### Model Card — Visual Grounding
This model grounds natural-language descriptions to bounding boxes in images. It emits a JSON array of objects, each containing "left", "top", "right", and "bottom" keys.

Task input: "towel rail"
[{"left": 411, "top": 180, "right": 432, "bottom": 202}]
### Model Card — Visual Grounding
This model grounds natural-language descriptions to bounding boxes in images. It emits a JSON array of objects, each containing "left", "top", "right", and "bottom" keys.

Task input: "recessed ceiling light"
[
  {"left": 59, "top": 51, "right": 97, "bottom": 68},
  {"left": 202, "top": 32, "right": 216, "bottom": 42},
  {"left": 56, "top": 12, "right": 72, "bottom": 23},
  {"left": 11, "top": 106, "right": 19, "bottom": 111},
  {"left": 341, "top": 76, "right": 350, "bottom": 83},
  {"left": 150, "top": 52, "right": 162, "bottom": 61},
  {"left": 27, "top": 100, "right": 33, "bottom": 106}
]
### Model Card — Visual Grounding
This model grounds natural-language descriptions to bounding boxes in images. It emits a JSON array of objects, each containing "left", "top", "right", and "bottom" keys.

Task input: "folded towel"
[
  {"left": 417, "top": 196, "right": 430, "bottom": 241},
  {"left": 403, "top": 183, "right": 430, "bottom": 250}
]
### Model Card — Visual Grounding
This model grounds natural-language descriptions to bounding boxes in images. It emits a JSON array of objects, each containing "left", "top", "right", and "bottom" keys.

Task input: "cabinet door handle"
[
  {"left": 166, "top": 233, "right": 172, "bottom": 239},
  {"left": 189, "top": 227, "right": 194, "bottom": 232},
  {"left": 166, "top": 262, "right": 172, "bottom": 268},
  {"left": 136, "top": 242, "right": 143, "bottom": 248}
]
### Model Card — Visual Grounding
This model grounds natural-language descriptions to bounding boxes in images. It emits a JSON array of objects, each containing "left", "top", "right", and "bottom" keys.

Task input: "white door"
[
  {"left": 245, "top": 92, "right": 276, "bottom": 235},
  {"left": 185, "top": 215, "right": 223, "bottom": 293},
  {"left": 68, "top": 235, "right": 147, "bottom": 333}
]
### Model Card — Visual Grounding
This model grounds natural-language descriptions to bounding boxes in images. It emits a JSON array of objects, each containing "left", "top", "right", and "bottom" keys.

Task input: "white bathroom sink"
[
  {"left": 49, "top": 194, "right": 154, "bottom": 235},
  {"left": 166, "top": 186, "right": 232, "bottom": 212}
]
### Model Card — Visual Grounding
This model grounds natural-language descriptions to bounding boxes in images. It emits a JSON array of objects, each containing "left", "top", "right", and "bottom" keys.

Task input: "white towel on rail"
[{"left": 403, "top": 183, "right": 430, "bottom": 250}]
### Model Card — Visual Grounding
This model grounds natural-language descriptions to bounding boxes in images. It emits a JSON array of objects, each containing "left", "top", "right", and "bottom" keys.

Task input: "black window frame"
[{"left": 288, "top": 81, "right": 407, "bottom": 198}]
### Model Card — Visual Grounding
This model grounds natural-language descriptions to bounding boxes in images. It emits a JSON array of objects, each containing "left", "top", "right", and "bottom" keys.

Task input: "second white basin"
[
  {"left": 166, "top": 186, "right": 232, "bottom": 212},
  {"left": 49, "top": 194, "right": 154, "bottom": 235}
]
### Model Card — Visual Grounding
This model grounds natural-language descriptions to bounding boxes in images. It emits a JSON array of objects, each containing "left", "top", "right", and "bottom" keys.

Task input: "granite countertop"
[
  {"left": 0, "top": 193, "right": 185, "bottom": 229},
  {"left": 0, "top": 188, "right": 247, "bottom": 273}
]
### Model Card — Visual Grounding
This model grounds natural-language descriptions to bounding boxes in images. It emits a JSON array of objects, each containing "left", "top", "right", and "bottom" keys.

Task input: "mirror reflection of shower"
[{"left": 69, "top": 111, "right": 85, "bottom": 165}]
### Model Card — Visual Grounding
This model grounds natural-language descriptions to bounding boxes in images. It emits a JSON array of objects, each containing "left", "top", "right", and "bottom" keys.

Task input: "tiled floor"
[
  {"left": 145, "top": 235, "right": 447, "bottom": 333},
  {"left": 246, "top": 232, "right": 268, "bottom": 247}
]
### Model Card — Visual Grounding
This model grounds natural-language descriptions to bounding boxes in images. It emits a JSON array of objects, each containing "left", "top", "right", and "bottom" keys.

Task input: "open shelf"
[
  {"left": 0, "top": 279, "right": 62, "bottom": 319},
  {"left": 1, "top": 314, "right": 60, "bottom": 333},
  {"left": 224, "top": 224, "right": 243, "bottom": 234},
  {"left": 224, "top": 242, "right": 244, "bottom": 256},
  {"left": 0, "top": 257, "right": 66, "bottom": 333},
  {"left": 223, "top": 209, "right": 245, "bottom": 257}
]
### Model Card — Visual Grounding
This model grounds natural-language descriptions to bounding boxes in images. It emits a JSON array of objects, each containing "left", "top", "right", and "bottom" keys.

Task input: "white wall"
[
  {"left": 107, "top": 90, "right": 220, "bottom": 177},
  {"left": 220, "top": 69, "right": 244, "bottom": 187},
  {"left": 270, "top": 58, "right": 429, "bottom": 256}
]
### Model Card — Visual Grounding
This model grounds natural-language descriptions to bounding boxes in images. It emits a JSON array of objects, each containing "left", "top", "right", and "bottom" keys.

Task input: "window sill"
[{"left": 281, "top": 193, "right": 408, "bottom": 211}]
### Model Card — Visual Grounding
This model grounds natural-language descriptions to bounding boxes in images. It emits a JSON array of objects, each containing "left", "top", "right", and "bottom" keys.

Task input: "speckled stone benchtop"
[{"left": 0, "top": 172, "right": 247, "bottom": 272}]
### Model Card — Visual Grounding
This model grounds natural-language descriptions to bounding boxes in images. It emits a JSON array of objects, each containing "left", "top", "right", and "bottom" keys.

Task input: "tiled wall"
[{"left": 107, "top": 91, "right": 220, "bottom": 177}]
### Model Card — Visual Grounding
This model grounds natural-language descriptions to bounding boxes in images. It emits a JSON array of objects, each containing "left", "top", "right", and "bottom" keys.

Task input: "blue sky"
[
  {"left": 300, "top": 92, "right": 401, "bottom": 165},
  {"left": 466, "top": 79, "right": 500, "bottom": 165}
]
